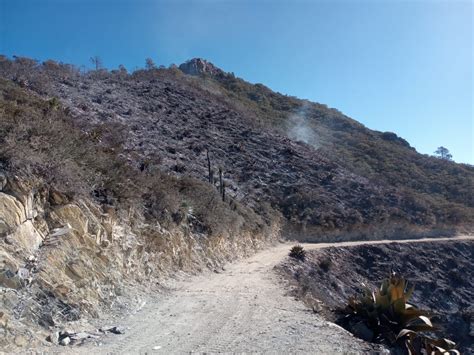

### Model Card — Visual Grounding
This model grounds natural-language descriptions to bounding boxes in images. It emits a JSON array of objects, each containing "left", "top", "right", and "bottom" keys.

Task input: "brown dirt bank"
[{"left": 276, "top": 238, "right": 474, "bottom": 353}]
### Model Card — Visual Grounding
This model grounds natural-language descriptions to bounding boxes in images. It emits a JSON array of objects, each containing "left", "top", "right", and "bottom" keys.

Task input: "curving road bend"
[{"left": 75, "top": 235, "right": 473, "bottom": 354}]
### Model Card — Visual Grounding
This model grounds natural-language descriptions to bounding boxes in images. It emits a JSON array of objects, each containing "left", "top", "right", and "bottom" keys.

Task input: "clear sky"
[{"left": 1, "top": 0, "right": 472, "bottom": 163}]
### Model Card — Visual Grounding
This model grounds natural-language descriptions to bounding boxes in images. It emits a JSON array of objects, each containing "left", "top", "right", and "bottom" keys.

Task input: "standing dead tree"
[
  {"left": 206, "top": 149, "right": 214, "bottom": 184},
  {"left": 90, "top": 56, "right": 103, "bottom": 70},
  {"left": 206, "top": 149, "right": 225, "bottom": 202},
  {"left": 218, "top": 167, "right": 225, "bottom": 202}
]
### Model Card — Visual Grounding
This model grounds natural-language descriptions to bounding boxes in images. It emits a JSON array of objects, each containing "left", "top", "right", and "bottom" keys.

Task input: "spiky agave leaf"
[
  {"left": 422, "top": 336, "right": 460, "bottom": 355},
  {"left": 374, "top": 292, "right": 390, "bottom": 310},
  {"left": 397, "top": 328, "right": 416, "bottom": 340},
  {"left": 404, "top": 283, "right": 415, "bottom": 301},
  {"left": 400, "top": 307, "right": 431, "bottom": 325}
]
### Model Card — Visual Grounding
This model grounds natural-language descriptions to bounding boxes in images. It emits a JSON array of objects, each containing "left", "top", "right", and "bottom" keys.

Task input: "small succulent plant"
[{"left": 289, "top": 245, "right": 306, "bottom": 261}]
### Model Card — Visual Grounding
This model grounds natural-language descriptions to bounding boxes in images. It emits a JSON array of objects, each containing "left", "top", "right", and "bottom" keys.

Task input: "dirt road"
[{"left": 77, "top": 236, "right": 473, "bottom": 354}]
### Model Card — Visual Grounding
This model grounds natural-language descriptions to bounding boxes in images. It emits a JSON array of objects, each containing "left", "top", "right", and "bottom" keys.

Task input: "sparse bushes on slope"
[
  {"left": 191, "top": 67, "right": 473, "bottom": 227},
  {"left": 0, "top": 77, "right": 275, "bottom": 238},
  {"left": 318, "top": 257, "right": 332, "bottom": 272},
  {"left": 0, "top": 76, "right": 281, "bottom": 349},
  {"left": 0, "top": 55, "right": 472, "bottom": 235}
]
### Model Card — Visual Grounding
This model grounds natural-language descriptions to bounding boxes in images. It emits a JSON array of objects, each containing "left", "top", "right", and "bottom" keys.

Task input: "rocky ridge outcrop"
[{"left": 178, "top": 58, "right": 227, "bottom": 77}]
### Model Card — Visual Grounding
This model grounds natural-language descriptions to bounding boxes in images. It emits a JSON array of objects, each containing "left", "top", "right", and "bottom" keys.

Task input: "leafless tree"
[
  {"left": 90, "top": 56, "right": 103, "bottom": 70},
  {"left": 118, "top": 64, "right": 127, "bottom": 74}
]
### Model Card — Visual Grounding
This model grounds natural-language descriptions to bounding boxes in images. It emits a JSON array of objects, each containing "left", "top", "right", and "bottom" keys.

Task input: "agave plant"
[
  {"left": 289, "top": 245, "right": 306, "bottom": 261},
  {"left": 344, "top": 273, "right": 459, "bottom": 354}
]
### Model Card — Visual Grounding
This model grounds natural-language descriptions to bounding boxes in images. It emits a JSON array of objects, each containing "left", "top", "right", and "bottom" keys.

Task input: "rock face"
[
  {"left": 0, "top": 192, "right": 26, "bottom": 235},
  {"left": 178, "top": 58, "right": 226, "bottom": 77},
  {"left": 0, "top": 179, "right": 44, "bottom": 252},
  {"left": 8, "top": 220, "right": 43, "bottom": 252}
]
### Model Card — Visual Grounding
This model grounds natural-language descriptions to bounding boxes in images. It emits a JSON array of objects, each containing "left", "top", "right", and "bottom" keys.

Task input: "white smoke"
[{"left": 287, "top": 103, "right": 319, "bottom": 148}]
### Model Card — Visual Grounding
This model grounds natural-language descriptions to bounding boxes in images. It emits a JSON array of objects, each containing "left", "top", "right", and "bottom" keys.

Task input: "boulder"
[
  {"left": 25, "top": 192, "right": 36, "bottom": 220},
  {"left": 8, "top": 221, "right": 44, "bottom": 253},
  {"left": 0, "top": 271, "right": 22, "bottom": 289},
  {"left": 0, "top": 192, "right": 26, "bottom": 235},
  {"left": 59, "top": 336, "right": 71, "bottom": 346},
  {"left": 2, "top": 178, "right": 33, "bottom": 215},
  {"left": 49, "top": 190, "right": 69, "bottom": 206},
  {"left": 14, "top": 335, "right": 29, "bottom": 347},
  {"left": 53, "top": 204, "right": 88, "bottom": 236},
  {"left": 48, "top": 226, "right": 72, "bottom": 238},
  {"left": 0, "top": 250, "right": 20, "bottom": 273},
  {"left": 0, "top": 252, "right": 22, "bottom": 289},
  {"left": 46, "top": 331, "right": 60, "bottom": 345}
]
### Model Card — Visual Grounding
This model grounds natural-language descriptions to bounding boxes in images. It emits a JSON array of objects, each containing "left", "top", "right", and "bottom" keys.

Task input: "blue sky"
[{"left": 1, "top": 0, "right": 472, "bottom": 163}]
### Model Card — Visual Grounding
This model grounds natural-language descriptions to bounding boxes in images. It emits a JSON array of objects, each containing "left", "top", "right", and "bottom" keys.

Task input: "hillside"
[
  {"left": 2, "top": 0, "right": 473, "bottom": 352},
  {"left": 1, "top": 56, "right": 472, "bottom": 240},
  {"left": 277, "top": 239, "right": 474, "bottom": 353},
  {"left": 0, "top": 70, "right": 278, "bottom": 350},
  {"left": 0, "top": 55, "right": 472, "bottom": 350}
]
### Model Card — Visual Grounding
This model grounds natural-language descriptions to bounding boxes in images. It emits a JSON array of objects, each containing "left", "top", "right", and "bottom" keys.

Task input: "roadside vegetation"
[
  {"left": 342, "top": 273, "right": 459, "bottom": 354},
  {"left": 277, "top": 241, "right": 473, "bottom": 354}
]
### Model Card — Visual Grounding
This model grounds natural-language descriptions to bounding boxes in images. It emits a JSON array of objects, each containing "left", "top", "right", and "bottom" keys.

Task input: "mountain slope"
[
  {"left": 0, "top": 55, "right": 472, "bottom": 240},
  {"left": 183, "top": 58, "right": 472, "bottom": 208}
]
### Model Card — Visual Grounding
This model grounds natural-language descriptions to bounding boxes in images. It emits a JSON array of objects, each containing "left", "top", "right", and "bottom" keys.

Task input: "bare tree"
[
  {"left": 90, "top": 56, "right": 102, "bottom": 70},
  {"left": 118, "top": 64, "right": 127, "bottom": 74},
  {"left": 145, "top": 57, "right": 156, "bottom": 70},
  {"left": 434, "top": 146, "right": 453, "bottom": 161}
]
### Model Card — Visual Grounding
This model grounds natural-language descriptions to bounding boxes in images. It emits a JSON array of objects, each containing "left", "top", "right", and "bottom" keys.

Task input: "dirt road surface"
[{"left": 75, "top": 236, "right": 473, "bottom": 354}]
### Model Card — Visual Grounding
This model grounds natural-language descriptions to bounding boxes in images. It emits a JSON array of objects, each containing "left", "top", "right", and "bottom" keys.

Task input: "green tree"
[
  {"left": 434, "top": 146, "right": 453, "bottom": 161},
  {"left": 145, "top": 57, "right": 157, "bottom": 70}
]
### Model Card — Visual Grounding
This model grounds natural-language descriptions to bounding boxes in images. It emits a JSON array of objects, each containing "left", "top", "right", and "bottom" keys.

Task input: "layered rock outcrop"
[
  {"left": 0, "top": 175, "right": 279, "bottom": 350},
  {"left": 178, "top": 58, "right": 227, "bottom": 77}
]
